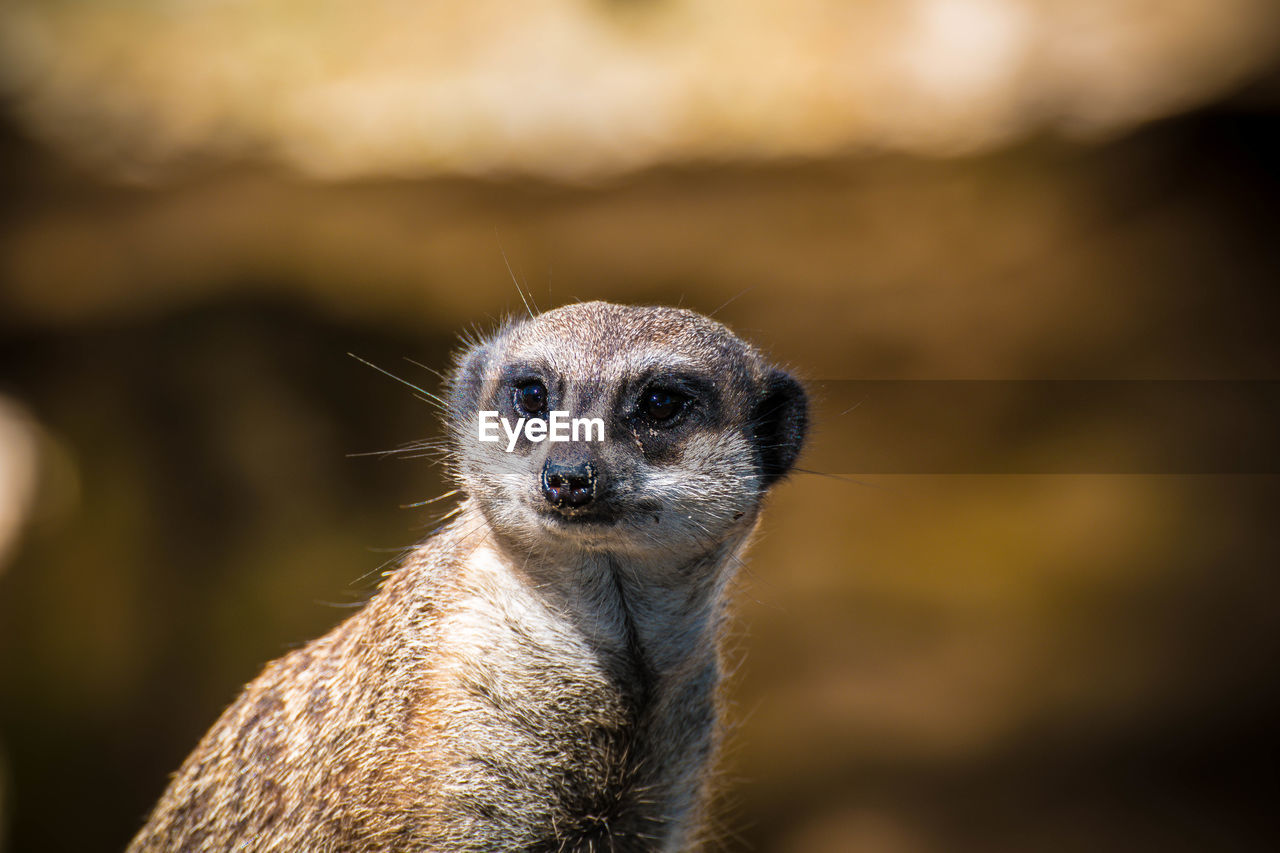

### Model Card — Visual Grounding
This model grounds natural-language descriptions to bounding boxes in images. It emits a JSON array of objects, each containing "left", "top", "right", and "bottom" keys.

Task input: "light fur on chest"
[{"left": 409, "top": 534, "right": 728, "bottom": 852}]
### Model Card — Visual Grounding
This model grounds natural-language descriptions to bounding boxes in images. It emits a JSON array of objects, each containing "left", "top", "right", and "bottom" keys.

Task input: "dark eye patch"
[{"left": 626, "top": 370, "right": 720, "bottom": 431}]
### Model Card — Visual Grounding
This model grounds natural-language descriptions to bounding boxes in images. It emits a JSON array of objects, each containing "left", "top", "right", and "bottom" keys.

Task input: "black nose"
[{"left": 541, "top": 460, "right": 596, "bottom": 509}]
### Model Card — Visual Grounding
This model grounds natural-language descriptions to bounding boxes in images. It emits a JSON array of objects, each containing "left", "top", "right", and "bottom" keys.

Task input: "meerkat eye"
[
  {"left": 640, "top": 387, "right": 687, "bottom": 423},
  {"left": 514, "top": 380, "right": 548, "bottom": 416}
]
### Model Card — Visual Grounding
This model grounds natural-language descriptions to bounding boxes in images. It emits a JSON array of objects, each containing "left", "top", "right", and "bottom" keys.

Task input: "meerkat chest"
[
  {"left": 409, "top": 543, "right": 705, "bottom": 850},
  {"left": 430, "top": 546, "right": 630, "bottom": 732}
]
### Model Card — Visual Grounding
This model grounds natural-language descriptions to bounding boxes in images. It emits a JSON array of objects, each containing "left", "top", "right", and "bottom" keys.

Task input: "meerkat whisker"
[
  {"left": 348, "top": 352, "right": 449, "bottom": 409},
  {"left": 400, "top": 489, "right": 462, "bottom": 509}
]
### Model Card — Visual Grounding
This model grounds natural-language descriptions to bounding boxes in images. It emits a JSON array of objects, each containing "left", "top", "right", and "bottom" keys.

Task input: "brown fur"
[{"left": 128, "top": 302, "right": 807, "bottom": 852}]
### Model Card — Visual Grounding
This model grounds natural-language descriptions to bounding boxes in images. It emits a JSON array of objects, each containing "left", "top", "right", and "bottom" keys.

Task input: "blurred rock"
[{"left": 0, "top": 1, "right": 1277, "bottom": 180}]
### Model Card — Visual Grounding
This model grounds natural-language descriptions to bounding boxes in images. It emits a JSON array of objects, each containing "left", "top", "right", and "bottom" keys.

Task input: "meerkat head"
[{"left": 446, "top": 301, "right": 807, "bottom": 562}]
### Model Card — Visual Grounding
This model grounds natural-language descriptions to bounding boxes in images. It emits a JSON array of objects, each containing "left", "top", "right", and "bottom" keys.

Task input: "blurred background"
[{"left": 1, "top": 1, "right": 1279, "bottom": 850}]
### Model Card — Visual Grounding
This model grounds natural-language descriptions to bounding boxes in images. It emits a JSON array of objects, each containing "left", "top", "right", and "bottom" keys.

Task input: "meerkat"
[{"left": 127, "top": 301, "right": 808, "bottom": 852}]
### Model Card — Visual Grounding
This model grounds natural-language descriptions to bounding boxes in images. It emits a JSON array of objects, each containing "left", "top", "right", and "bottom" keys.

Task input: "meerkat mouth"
[{"left": 534, "top": 506, "right": 620, "bottom": 528}]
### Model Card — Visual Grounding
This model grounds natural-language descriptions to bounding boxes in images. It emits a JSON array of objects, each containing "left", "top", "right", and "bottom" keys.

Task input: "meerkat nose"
[{"left": 541, "top": 459, "right": 597, "bottom": 509}]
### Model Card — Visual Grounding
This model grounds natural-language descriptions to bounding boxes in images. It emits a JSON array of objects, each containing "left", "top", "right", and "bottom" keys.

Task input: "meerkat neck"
[
  {"left": 454, "top": 499, "right": 743, "bottom": 682},
  {"left": 414, "top": 500, "right": 737, "bottom": 847}
]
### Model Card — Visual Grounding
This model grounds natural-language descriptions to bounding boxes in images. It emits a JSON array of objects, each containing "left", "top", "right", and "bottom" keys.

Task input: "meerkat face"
[{"left": 447, "top": 302, "right": 807, "bottom": 561}]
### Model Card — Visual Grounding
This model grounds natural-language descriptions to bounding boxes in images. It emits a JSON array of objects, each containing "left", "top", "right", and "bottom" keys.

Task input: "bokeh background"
[{"left": 2, "top": 1, "right": 1279, "bottom": 850}]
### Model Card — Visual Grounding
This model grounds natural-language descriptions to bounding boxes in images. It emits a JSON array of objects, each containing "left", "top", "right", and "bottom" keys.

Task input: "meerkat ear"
[{"left": 752, "top": 369, "right": 809, "bottom": 489}]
